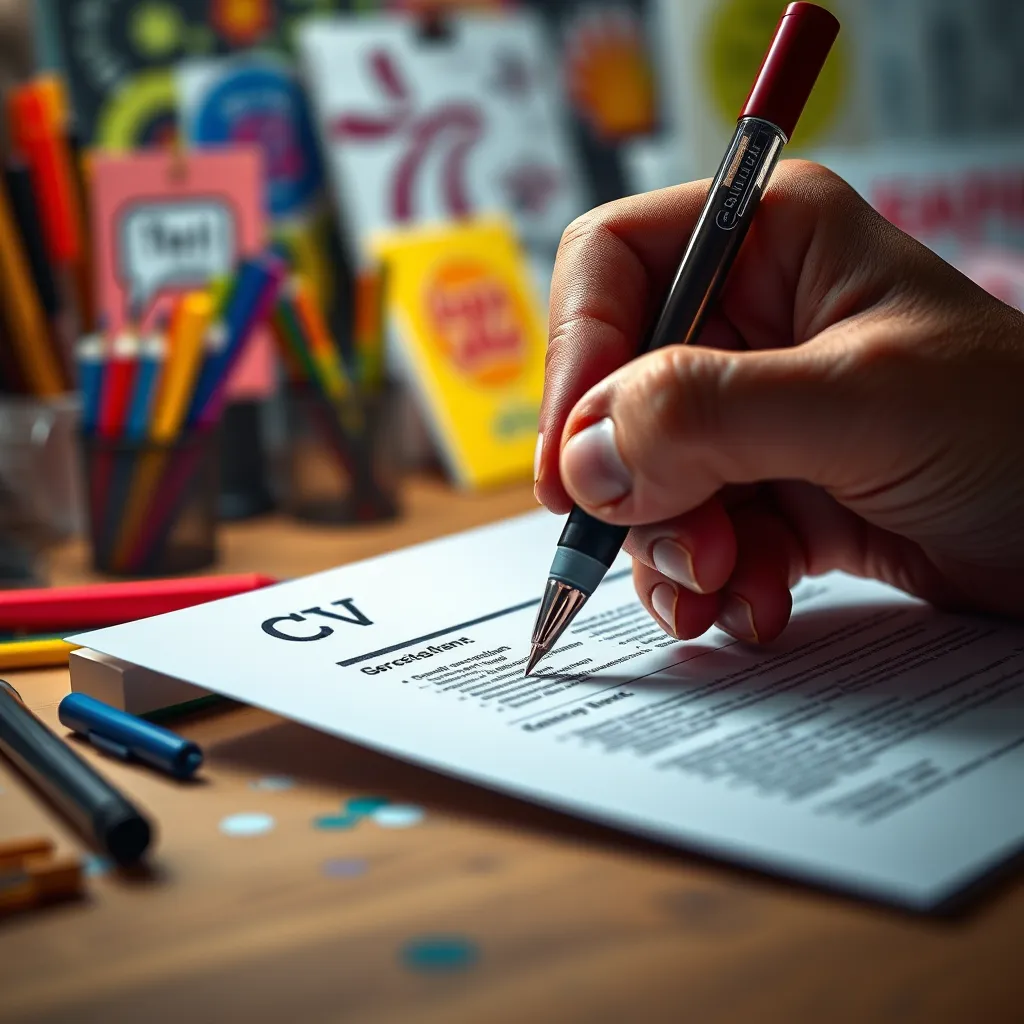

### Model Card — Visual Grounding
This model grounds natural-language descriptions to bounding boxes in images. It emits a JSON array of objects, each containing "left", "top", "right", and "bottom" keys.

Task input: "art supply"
[
  {"left": 2, "top": 160, "right": 62, "bottom": 322},
  {"left": 149, "top": 292, "right": 211, "bottom": 443},
  {"left": 125, "top": 329, "right": 166, "bottom": 441},
  {"left": 75, "top": 329, "right": 107, "bottom": 435},
  {"left": 0, "top": 853, "right": 84, "bottom": 917},
  {"left": 96, "top": 328, "right": 140, "bottom": 440},
  {"left": 58, "top": 692, "right": 203, "bottom": 780},
  {"left": 66, "top": 510, "right": 1024, "bottom": 909},
  {"left": 0, "top": 572, "right": 279, "bottom": 631},
  {"left": 0, "top": 165, "right": 65, "bottom": 396},
  {"left": 0, "top": 637, "right": 79, "bottom": 670},
  {"left": 0, "top": 835, "right": 54, "bottom": 870},
  {"left": 0, "top": 678, "right": 152, "bottom": 864},
  {"left": 187, "top": 255, "right": 286, "bottom": 427},
  {"left": 6, "top": 77, "right": 81, "bottom": 265},
  {"left": 526, "top": 2, "right": 840, "bottom": 675},
  {"left": 69, "top": 647, "right": 214, "bottom": 718}
]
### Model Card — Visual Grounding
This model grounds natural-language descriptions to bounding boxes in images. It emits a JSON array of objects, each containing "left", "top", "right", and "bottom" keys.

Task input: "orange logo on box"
[{"left": 425, "top": 260, "right": 528, "bottom": 387}]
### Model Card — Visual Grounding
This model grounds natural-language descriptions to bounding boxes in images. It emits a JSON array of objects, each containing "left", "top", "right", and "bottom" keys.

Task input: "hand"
[{"left": 534, "top": 160, "right": 1024, "bottom": 644}]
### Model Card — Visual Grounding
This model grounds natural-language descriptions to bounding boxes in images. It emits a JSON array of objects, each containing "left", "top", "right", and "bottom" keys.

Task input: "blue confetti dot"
[
  {"left": 402, "top": 936, "right": 479, "bottom": 972},
  {"left": 346, "top": 796, "right": 390, "bottom": 815},
  {"left": 313, "top": 813, "right": 361, "bottom": 830},
  {"left": 322, "top": 857, "right": 368, "bottom": 878}
]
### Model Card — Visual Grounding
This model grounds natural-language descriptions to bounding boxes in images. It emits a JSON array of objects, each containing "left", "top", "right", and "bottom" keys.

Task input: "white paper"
[{"left": 71, "top": 511, "right": 1024, "bottom": 909}]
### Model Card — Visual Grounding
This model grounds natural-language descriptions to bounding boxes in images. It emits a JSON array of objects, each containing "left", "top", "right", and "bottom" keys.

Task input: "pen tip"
[{"left": 524, "top": 645, "right": 544, "bottom": 678}]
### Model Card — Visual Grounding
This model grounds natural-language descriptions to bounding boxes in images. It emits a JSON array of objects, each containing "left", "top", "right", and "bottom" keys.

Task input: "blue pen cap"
[{"left": 58, "top": 692, "right": 203, "bottom": 780}]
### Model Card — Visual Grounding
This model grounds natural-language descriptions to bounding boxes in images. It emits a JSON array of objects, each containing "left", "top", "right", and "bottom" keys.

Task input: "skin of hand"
[{"left": 534, "top": 160, "right": 1024, "bottom": 645}]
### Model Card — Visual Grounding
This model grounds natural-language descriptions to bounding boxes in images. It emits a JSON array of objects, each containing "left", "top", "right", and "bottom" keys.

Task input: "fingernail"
[
  {"left": 717, "top": 594, "right": 759, "bottom": 643},
  {"left": 561, "top": 417, "right": 632, "bottom": 507},
  {"left": 533, "top": 433, "right": 543, "bottom": 483},
  {"left": 651, "top": 583, "right": 678, "bottom": 637},
  {"left": 652, "top": 539, "right": 702, "bottom": 592}
]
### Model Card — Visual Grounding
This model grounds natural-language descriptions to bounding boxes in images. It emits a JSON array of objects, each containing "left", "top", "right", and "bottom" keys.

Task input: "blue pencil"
[
  {"left": 187, "top": 254, "right": 287, "bottom": 428},
  {"left": 75, "top": 331, "right": 106, "bottom": 436},
  {"left": 125, "top": 331, "right": 166, "bottom": 441}
]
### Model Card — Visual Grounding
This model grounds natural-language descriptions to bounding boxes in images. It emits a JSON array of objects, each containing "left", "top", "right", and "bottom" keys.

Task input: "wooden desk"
[{"left": 2, "top": 475, "right": 1024, "bottom": 1024}]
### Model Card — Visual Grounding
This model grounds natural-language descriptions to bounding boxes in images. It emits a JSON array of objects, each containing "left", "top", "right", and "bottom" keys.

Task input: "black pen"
[
  {"left": 0, "top": 678, "right": 152, "bottom": 864},
  {"left": 526, "top": 3, "right": 840, "bottom": 675}
]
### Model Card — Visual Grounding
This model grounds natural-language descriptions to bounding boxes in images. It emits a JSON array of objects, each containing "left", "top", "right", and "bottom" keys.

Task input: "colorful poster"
[
  {"left": 47, "top": 0, "right": 347, "bottom": 149},
  {"left": 298, "top": 12, "right": 588, "bottom": 266},
  {"left": 373, "top": 218, "right": 546, "bottom": 488},
  {"left": 177, "top": 52, "right": 324, "bottom": 220},
  {"left": 356, "top": 0, "right": 664, "bottom": 205},
  {"left": 90, "top": 147, "right": 275, "bottom": 398}
]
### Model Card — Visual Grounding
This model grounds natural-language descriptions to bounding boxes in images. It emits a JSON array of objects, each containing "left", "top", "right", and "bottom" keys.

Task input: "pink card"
[{"left": 90, "top": 147, "right": 275, "bottom": 399}]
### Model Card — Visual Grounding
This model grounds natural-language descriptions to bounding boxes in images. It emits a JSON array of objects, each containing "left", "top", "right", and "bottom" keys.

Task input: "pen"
[
  {"left": 58, "top": 693, "right": 203, "bottom": 780},
  {"left": 97, "top": 325, "right": 141, "bottom": 439},
  {"left": 526, "top": 2, "right": 840, "bottom": 675},
  {"left": 0, "top": 678, "right": 152, "bottom": 864},
  {"left": 0, "top": 572, "right": 278, "bottom": 630}
]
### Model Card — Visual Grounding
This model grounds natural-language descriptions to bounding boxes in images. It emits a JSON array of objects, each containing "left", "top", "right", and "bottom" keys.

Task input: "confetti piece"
[
  {"left": 346, "top": 796, "right": 390, "bottom": 815},
  {"left": 249, "top": 776, "right": 295, "bottom": 792},
  {"left": 220, "top": 812, "right": 276, "bottom": 837},
  {"left": 402, "top": 936, "right": 479, "bottom": 972},
  {"left": 373, "top": 804, "right": 425, "bottom": 829},
  {"left": 322, "top": 857, "right": 368, "bottom": 878},
  {"left": 313, "top": 813, "right": 361, "bottom": 830},
  {"left": 82, "top": 854, "right": 114, "bottom": 877}
]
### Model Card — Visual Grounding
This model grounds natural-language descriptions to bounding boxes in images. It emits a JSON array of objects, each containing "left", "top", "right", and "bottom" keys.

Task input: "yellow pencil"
[
  {"left": 149, "top": 291, "right": 213, "bottom": 443},
  {"left": 0, "top": 638, "right": 79, "bottom": 670},
  {"left": 0, "top": 172, "right": 65, "bottom": 396}
]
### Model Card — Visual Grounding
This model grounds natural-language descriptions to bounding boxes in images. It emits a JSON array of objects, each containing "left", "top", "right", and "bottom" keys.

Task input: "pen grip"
[{"left": 558, "top": 506, "right": 629, "bottom": 567}]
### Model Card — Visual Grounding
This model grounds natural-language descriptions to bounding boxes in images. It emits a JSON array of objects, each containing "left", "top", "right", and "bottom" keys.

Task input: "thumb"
[{"left": 558, "top": 334, "right": 901, "bottom": 526}]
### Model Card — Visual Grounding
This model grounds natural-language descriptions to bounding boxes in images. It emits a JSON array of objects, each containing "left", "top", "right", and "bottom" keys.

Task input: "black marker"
[
  {"left": 526, "top": 4, "right": 840, "bottom": 675},
  {"left": 0, "top": 679, "right": 152, "bottom": 864}
]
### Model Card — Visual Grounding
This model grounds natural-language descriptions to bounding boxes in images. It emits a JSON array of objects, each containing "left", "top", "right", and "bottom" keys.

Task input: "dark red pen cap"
[{"left": 738, "top": 2, "right": 840, "bottom": 139}]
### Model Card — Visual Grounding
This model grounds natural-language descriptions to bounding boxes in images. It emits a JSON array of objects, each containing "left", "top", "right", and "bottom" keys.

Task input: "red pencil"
[
  {"left": 0, "top": 572, "right": 279, "bottom": 631},
  {"left": 96, "top": 330, "right": 139, "bottom": 439}
]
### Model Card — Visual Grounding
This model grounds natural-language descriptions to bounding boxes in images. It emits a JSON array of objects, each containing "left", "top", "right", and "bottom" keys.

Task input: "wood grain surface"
[{"left": 2, "top": 474, "right": 1024, "bottom": 1024}]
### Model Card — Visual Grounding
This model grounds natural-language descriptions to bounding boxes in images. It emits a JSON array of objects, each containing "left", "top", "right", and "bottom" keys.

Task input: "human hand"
[{"left": 534, "top": 160, "right": 1024, "bottom": 644}]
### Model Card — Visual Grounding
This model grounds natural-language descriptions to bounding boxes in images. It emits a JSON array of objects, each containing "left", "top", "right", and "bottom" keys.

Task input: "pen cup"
[
  {"left": 279, "top": 383, "right": 400, "bottom": 524},
  {"left": 80, "top": 429, "right": 220, "bottom": 577}
]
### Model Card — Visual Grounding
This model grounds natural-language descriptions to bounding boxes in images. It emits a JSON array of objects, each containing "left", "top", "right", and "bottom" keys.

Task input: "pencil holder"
[
  {"left": 80, "top": 429, "right": 220, "bottom": 577},
  {"left": 280, "top": 383, "right": 400, "bottom": 524}
]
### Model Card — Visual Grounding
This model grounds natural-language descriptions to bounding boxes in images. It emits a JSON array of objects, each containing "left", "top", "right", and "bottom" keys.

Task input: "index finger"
[{"left": 536, "top": 181, "right": 713, "bottom": 512}]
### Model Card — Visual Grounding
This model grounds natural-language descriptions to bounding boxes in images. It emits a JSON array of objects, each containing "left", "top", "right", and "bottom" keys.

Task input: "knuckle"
[{"left": 617, "top": 347, "right": 730, "bottom": 459}]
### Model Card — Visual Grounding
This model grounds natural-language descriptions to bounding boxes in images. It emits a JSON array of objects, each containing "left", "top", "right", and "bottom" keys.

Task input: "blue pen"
[
  {"left": 125, "top": 331, "right": 166, "bottom": 440},
  {"left": 58, "top": 692, "right": 203, "bottom": 780},
  {"left": 185, "top": 256, "right": 280, "bottom": 425}
]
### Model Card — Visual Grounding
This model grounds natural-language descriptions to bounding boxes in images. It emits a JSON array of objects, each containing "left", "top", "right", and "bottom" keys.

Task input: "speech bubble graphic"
[{"left": 117, "top": 199, "right": 236, "bottom": 313}]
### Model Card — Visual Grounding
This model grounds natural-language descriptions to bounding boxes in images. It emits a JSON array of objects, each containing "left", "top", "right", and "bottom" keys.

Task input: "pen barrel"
[
  {"left": 643, "top": 117, "right": 787, "bottom": 355},
  {"left": 0, "top": 686, "right": 151, "bottom": 863},
  {"left": 59, "top": 692, "right": 203, "bottom": 779}
]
